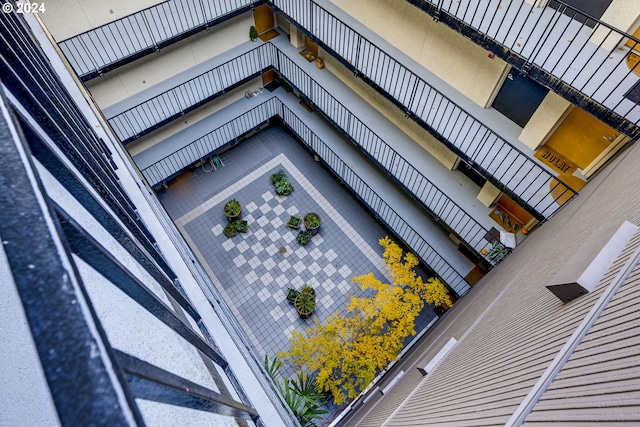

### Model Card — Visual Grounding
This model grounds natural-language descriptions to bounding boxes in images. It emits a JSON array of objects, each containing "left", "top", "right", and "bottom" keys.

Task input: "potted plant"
[
  {"left": 271, "top": 169, "right": 287, "bottom": 184},
  {"left": 286, "top": 288, "right": 299, "bottom": 305},
  {"left": 223, "top": 220, "right": 248, "bottom": 238},
  {"left": 250, "top": 25, "right": 258, "bottom": 42},
  {"left": 223, "top": 198, "right": 242, "bottom": 221},
  {"left": 303, "top": 212, "right": 321, "bottom": 235},
  {"left": 296, "top": 230, "right": 312, "bottom": 245},
  {"left": 271, "top": 169, "right": 294, "bottom": 196},
  {"left": 294, "top": 290, "right": 315, "bottom": 318},
  {"left": 487, "top": 242, "right": 509, "bottom": 263},
  {"left": 286, "top": 215, "right": 301, "bottom": 230}
]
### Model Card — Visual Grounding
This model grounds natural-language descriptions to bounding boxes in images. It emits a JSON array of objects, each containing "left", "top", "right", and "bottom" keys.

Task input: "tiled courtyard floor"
[{"left": 157, "top": 124, "right": 438, "bottom": 395}]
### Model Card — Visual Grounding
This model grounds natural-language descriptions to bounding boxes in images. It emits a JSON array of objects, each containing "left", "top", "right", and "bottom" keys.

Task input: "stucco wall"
[
  {"left": 85, "top": 14, "right": 253, "bottom": 109},
  {"left": 38, "top": 0, "right": 163, "bottom": 41},
  {"left": 329, "top": 0, "right": 509, "bottom": 108}
]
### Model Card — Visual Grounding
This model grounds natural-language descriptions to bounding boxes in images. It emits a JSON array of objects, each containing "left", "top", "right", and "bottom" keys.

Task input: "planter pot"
[
  {"left": 224, "top": 210, "right": 242, "bottom": 222},
  {"left": 294, "top": 293, "right": 315, "bottom": 319},
  {"left": 304, "top": 213, "right": 321, "bottom": 236}
]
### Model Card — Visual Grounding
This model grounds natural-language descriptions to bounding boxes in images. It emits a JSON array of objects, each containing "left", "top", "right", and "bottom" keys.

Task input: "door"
[
  {"left": 253, "top": 4, "right": 274, "bottom": 34},
  {"left": 491, "top": 71, "right": 549, "bottom": 128}
]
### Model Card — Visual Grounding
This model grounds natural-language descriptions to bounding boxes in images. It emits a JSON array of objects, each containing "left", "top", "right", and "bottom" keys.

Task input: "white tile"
[
  {"left": 244, "top": 214, "right": 255, "bottom": 223},
  {"left": 251, "top": 241, "right": 264, "bottom": 254},
  {"left": 309, "top": 248, "right": 322, "bottom": 258},
  {"left": 338, "top": 265, "right": 352, "bottom": 278},
  {"left": 291, "top": 275, "right": 304, "bottom": 287},
  {"left": 259, "top": 202, "right": 272, "bottom": 213},
  {"left": 270, "top": 305, "right": 284, "bottom": 321},
  {"left": 262, "top": 191, "right": 274, "bottom": 202},
  {"left": 279, "top": 259, "right": 291, "bottom": 271},
  {"left": 338, "top": 280, "right": 351, "bottom": 294},
  {"left": 322, "top": 279, "right": 336, "bottom": 292},
  {"left": 282, "top": 244, "right": 293, "bottom": 257},
  {"left": 265, "top": 243, "right": 279, "bottom": 256},
  {"left": 284, "top": 324, "right": 296, "bottom": 337},
  {"left": 236, "top": 240, "right": 249, "bottom": 253},
  {"left": 246, "top": 201, "right": 258, "bottom": 212},
  {"left": 319, "top": 294, "right": 334, "bottom": 308},
  {"left": 282, "top": 231, "right": 295, "bottom": 243},
  {"left": 268, "top": 229, "right": 282, "bottom": 242},
  {"left": 257, "top": 216, "right": 269, "bottom": 227},
  {"left": 273, "top": 205, "right": 285, "bottom": 215},
  {"left": 275, "top": 195, "right": 286, "bottom": 203},
  {"left": 285, "top": 311, "right": 298, "bottom": 323},
  {"left": 270, "top": 217, "right": 283, "bottom": 227},
  {"left": 211, "top": 224, "right": 223, "bottom": 236},
  {"left": 286, "top": 206, "right": 299, "bottom": 215},
  {"left": 324, "top": 264, "right": 337, "bottom": 276},
  {"left": 325, "top": 248, "right": 337, "bottom": 262},
  {"left": 248, "top": 256, "right": 262, "bottom": 269},
  {"left": 307, "top": 277, "right": 320, "bottom": 288},
  {"left": 275, "top": 273, "right": 289, "bottom": 288},
  {"left": 263, "top": 258, "right": 276, "bottom": 270},
  {"left": 233, "top": 254, "right": 246, "bottom": 268},
  {"left": 295, "top": 247, "right": 308, "bottom": 258},
  {"left": 257, "top": 288, "right": 272, "bottom": 303},
  {"left": 254, "top": 229, "right": 267, "bottom": 240},
  {"left": 222, "top": 239, "right": 235, "bottom": 251},
  {"left": 308, "top": 262, "right": 321, "bottom": 275},
  {"left": 260, "top": 271, "right": 274, "bottom": 284},
  {"left": 245, "top": 270, "right": 259, "bottom": 284},
  {"left": 313, "top": 235, "right": 325, "bottom": 245},
  {"left": 293, "top": 260, "right": 306, "bottom": 272}
]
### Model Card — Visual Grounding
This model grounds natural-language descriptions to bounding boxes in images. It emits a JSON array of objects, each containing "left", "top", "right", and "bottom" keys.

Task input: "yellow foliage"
[{"left": 282, "top": 237, "right": 452, "bottom": 404}]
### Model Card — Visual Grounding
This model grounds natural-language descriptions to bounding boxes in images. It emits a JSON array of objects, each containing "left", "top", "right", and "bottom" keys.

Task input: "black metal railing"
[
  {"left": 270, "top": 0, "right": 577, "bottom": 220},
  {"left": 280, "top": 101, "right": 472, "bottom": 296},
  {"left": 141, "top": 96, "right": 472, "bottom": 296},
  {"left": 141, "top": 97, "right": 280, "bottom": 184},
  {"left": 58, "top": 0, "right": 262, "bottom": 80},
  {"left": 108, "top": 44, "right": 274, "bottom": 143},
  {"left": 274, "top": 52, "right": 490, "bottom": 254},
  {"left": 404, "top": 0, "right": 640, "bottom": 137}
]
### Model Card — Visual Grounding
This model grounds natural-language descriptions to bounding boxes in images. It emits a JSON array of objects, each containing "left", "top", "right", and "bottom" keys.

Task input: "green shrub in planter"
[{"left": 296, "top": 230, "right": 312, "bottom": 245}]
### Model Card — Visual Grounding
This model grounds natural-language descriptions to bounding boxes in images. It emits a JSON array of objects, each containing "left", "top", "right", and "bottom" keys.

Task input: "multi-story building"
[{"left": 2, "top": 0, "right": 640, "bottom": 425}]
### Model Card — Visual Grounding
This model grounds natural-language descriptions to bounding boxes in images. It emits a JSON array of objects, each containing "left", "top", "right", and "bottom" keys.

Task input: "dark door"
[
  {"left": 491, "top": 71, "right": 549, "bottom": 128},
  {"left": 549, "top": 0, "right": 613, "bottom": 24}
]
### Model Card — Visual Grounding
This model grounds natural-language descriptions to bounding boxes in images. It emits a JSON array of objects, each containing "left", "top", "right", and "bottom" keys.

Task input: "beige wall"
[
  {"left": 86, "top": 14, "right": 253, "bottom": 109},
  {"left": 329, "top": 0, "right": 509, "bottom": 108},
  {"left": 590, "top": 0, "right": 640, "bottom": 50},
  {"left": 519, "top": 92, "right": 572, "bottom": 150},
  {"left": 38, "top": 0, "right": 163, "bottom": 41},
  {"left": 320, "top": 48, "right": 460, "bottom": 170}
]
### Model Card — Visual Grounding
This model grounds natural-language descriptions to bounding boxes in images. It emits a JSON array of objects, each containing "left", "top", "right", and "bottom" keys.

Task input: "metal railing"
[
  {"left": 141, "top": 96, "right": 471, "bottom": 295},
  {"left": 141, "top": 97, "right": 280, "bottom": 185},
  {"left": 271, "top": 0, "right": 577, "bottom": 220},
  {"left": 108, "top": 44, "right": 274, "bottom": 143},
  {"left": 404, "top": 0, "right": 640, "bottom": 136},
  {"left": 59, "top": 0, "right": 260, "bottom": 80},
  {"left": 280, "top": 101, "right": 472, "bottom": 296},
  {"left": 275, "top": 52, "right": 490, "bottom": 254}
]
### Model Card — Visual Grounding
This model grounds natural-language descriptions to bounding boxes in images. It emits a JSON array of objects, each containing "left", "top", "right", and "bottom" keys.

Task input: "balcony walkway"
[{"left": 400, "top": 0, "right": 640, "bottom": 133}]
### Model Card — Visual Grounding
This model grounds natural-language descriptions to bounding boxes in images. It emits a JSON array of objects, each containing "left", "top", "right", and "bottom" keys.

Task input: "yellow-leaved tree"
[{"left": 282, "top": 237, "right": 450, "bottom": 404}]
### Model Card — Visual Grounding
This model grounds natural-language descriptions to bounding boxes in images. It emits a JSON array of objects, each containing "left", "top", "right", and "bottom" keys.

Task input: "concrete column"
[
  {"left": 590, "top": 0, "right": 640, "bottom": 51},
  {"left": 519, "top": 92, "right": 572, "bottom": 151},
  {"left": 523, "top": 0, "right": 549, "bottom": 7},
  {"left": 289, "top": 25, "right": 305, "bottom": 49},
  {"left": 477, "top": 182, "right": 502, "bottom": 207}
]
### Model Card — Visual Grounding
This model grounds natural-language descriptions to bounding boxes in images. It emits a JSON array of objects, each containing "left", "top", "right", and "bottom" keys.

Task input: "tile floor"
[{"left": 159, "top": 126, "right": 438, "bottom": 364}]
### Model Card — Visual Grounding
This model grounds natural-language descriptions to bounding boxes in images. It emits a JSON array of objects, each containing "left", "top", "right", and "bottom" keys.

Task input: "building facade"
[{"left": 3, "top": 0, "right": 640, "bottom": 425}]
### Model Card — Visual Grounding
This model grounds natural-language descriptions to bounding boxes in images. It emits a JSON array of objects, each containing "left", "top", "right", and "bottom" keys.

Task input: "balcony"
[{"left": 403, "top": 0, "right": 640, "bottom": 138}]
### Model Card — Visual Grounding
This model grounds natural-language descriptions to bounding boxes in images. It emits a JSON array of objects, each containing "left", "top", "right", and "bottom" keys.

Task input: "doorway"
[{"left": 492, "top": 71, "right": 549, "bottom": 128}]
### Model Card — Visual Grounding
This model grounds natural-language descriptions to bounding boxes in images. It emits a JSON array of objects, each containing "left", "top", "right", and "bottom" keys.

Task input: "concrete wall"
[
  {"left": 38, "top": 0, "right": 163, "bottom": 41},
  {"left": 329, "top": 0, "right": 509, "bottom": 108},
  {"left": 591, "top": 0, "right": 640, "bottom": 50},
  {"left": 86, "top": 13, "right": 253, "bottom": 109},
  {"left": 320, "top": 47, "right": 460, "bottom": 170},
  {"left": 519, "top": 92, "right": 573, "bottom": 150}
]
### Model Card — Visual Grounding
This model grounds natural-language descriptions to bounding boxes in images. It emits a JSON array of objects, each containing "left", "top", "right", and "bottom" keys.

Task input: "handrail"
[
  {"left": 58, "top": 0, "right": 259, "bottom": 80},
  {"left": 274, "top": 52, "right": 490, "bottom": 254},
  {"left": 271, "top": 0, "right": 577, "bottom": 220},
  {"left": 108, "top": 44, "right": 273, "bottom": 143}
]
